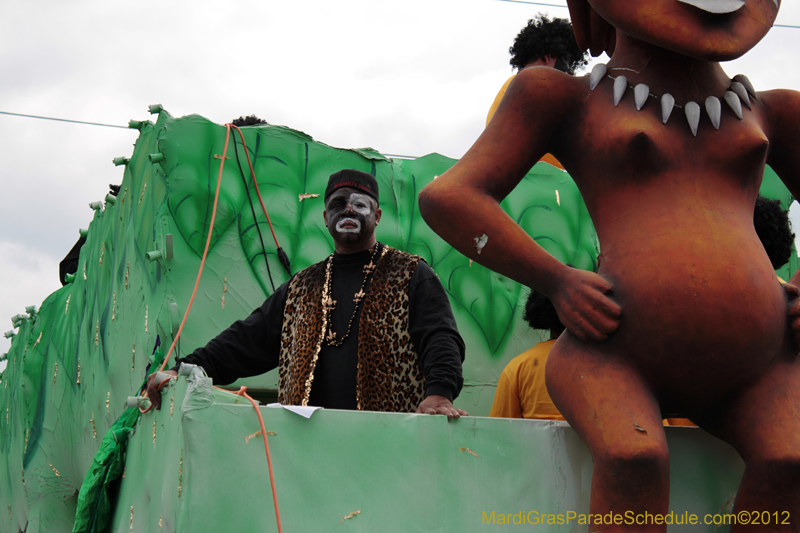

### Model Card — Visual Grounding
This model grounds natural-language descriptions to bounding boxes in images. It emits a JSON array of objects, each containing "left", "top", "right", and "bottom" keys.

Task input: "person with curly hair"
[
  {"left": 489, "top": 290, "right": 566, "bottom": 420},
  {"left": 486, "top": 15, "right": 588, "bottom": 130},
  {"left": 509, "top": 14, "right": 588, "bottom": 75},
  {"left": 486, "top": 15, "right": 588, "bottom": 169},
  {"left": 231, "top": 114, "right": 269, "bottom": 127},
  {"left": 754, "top": 195, "right": 795, "bottom": 274}
]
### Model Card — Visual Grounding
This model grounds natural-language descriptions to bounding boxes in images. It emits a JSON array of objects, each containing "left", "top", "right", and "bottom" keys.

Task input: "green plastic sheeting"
[
  {"left": 111, "top": 377, "right": 743, "bottom": 532},
  {"left": 0, "top": 109, "right": 598, "bottom": 532},
  {"left": 0, "top": 108, "right": 793, "bottom": 532},
  {"left": 71, "top": 407, "right": 139, "bottom": 533},
  {"left": 72, "top": 345, "right": 166, "bottom": 533}
]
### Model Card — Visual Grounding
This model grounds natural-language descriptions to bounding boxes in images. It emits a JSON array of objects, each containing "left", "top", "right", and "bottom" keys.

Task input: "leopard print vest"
[{"left": 279, "top": 245, "right": 425, "bottom": 412}]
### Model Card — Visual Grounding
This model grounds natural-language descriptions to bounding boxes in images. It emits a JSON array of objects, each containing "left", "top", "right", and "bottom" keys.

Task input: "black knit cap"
[{"left": 324, "top": 169, "right": 379, "bottom": 204}]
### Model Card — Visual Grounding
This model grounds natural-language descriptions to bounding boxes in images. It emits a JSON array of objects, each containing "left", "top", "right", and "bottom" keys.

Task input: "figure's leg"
[
  {"left": 698, "top": 360, "right": 800, "bottom": 532},
  {"left": 546, "top": 339, "right": 669, "bottom": 532}
]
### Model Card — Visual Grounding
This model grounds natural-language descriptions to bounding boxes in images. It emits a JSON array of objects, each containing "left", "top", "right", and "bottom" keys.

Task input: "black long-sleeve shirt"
[{"left": 176, "top": 245, "right": 465, "bottom": 409}]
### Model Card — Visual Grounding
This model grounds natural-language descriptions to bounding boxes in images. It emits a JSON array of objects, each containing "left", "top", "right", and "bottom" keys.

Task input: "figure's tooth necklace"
[
  {"left": 323, "top": 243, "right": 385, "bottom": 347},
  {"left": 589, "top": 63, "right": 757, "bottom": 137}
]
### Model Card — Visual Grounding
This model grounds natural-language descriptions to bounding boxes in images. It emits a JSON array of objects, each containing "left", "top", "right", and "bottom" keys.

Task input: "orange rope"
[
  {"left": 217, "top": 386, "right": 283, "bottom": 533},
  {"left": 228, "top": 124, "right": 281, "bottom": 248},
  {"left": 141, "top": 125, "right": 284, "bottom": 531},
  {"left": 141, "top": 125, "right": 232, "bottom": 410},
  {"left": 155, "top": 125, "right": 232, "bottom": 375}
]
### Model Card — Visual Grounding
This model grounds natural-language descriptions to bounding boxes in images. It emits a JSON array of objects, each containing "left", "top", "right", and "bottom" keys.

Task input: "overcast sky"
[{"left": 2, "top": 0, "right": 800, "bottom": 363}]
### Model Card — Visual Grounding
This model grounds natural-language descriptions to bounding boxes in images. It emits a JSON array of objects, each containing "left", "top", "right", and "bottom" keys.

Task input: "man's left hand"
[{"left": 416, "top": 395, "right": 469, "bottom": 419}]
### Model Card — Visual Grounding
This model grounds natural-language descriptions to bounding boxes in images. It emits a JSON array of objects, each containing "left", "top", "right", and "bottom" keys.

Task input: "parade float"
[{"left": 0, "top": 104, "right": 795, "bottom": 532}]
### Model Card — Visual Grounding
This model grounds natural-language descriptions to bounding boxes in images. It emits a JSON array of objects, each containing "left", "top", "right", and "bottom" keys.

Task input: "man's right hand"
[
  {"left": 145, "top": 370, "right": 178, "bottom": 410},
  {"left": 550, "top": 268, "right": 622, "bottom": 342}
]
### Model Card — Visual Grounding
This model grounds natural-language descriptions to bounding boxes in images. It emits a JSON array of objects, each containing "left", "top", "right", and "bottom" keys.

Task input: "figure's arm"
[
  {"left": 762, "top": 89, "right": 800, "bottom": 352},
  {"left": 408, "top": 262, "right": 468, "bottom": 418},
  {"left": 419, "top": 68, "right": 620, "bottom": 341},
  {"left": 762, "top": 89, "right": 800, "bottom": 199},
  {"left": 146, "top": 283, "right": 287, "bottom": 409}
]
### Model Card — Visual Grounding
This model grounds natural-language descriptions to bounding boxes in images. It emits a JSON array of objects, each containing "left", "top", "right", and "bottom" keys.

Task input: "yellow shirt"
[
  {"left": 490, "top": 339, "right": 695, "bottom": 426},
  {"left": 486, "top": 75, "right": 515, "bottom": 127},
  {"left": 485, "top": 75, "right": 565, "bottom": 170},
  {"left": 490, "top": 340, "right": 564, "bottom": 420}
]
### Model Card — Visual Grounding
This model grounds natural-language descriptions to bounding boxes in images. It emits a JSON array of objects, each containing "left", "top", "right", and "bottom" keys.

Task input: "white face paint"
[
  {"left": 347, "top": 193, "right": 373, "bottom": 216},
  {"left": 326, "top": 190, "right": 377, "bottom": 241},
  {"left": 335, "top": 218, "right": 362, "bottom": 233},
  {"left": 333, "top": 193, "right": 371, "bottom": 233}
]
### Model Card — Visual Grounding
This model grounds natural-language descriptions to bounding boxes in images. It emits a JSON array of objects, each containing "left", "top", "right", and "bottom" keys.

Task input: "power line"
[
  {"left": 384, "top": 153, "right": 418, "bottom": 160},
  {"left": 1, "top": 110, "right": 426, "bottom": 161},
  {"left": 0, "top": 111, "right": 129, "bottom": 129},
  {"left": 2, "top": 1, "right": 799, "bottom": 139},
  {"left": 493, "top": 0, "right": 800, "bottom": 28}
]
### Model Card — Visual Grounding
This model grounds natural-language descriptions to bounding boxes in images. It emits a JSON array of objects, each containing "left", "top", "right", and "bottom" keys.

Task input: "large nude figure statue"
[{"left": 419, "top": 0, "right": 800, "bottom": 530}]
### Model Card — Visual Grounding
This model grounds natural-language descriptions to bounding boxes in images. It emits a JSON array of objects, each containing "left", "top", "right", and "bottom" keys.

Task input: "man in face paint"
[
  {"left": 323, "top": 189, "right": 381, "bottom": 254},
  {"left": 149, "top": 169, "right": 467, "bottom": 418}
]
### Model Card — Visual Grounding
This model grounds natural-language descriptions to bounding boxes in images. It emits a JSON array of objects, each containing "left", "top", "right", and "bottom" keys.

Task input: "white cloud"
[
  {"left": 0, "top": 241, "right": 62, "bottom": 359},
  {"left": 1, "top": 0, "right": 799, "bottom": 351}
]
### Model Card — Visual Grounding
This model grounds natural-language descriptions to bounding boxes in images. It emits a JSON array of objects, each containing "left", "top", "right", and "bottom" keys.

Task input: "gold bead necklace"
[{"left": 323, "top": 244, "right": 385, "bottom": 347}]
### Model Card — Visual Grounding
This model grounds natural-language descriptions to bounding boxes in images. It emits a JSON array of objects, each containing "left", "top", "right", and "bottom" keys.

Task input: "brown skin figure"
[{"left": 420, "top": 0, "right": 800, "bottom": 530}]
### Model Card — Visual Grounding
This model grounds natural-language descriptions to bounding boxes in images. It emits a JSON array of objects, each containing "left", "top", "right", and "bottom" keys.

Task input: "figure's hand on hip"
[
  {"left": 551, "top": 268, "right": 621, "bottom": 342},
  {"left": 145, "top": 369, "right": 178, "bottom": 410},
  {"left": 416, "top": 395, "right": 469, "bottom": 419}
]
